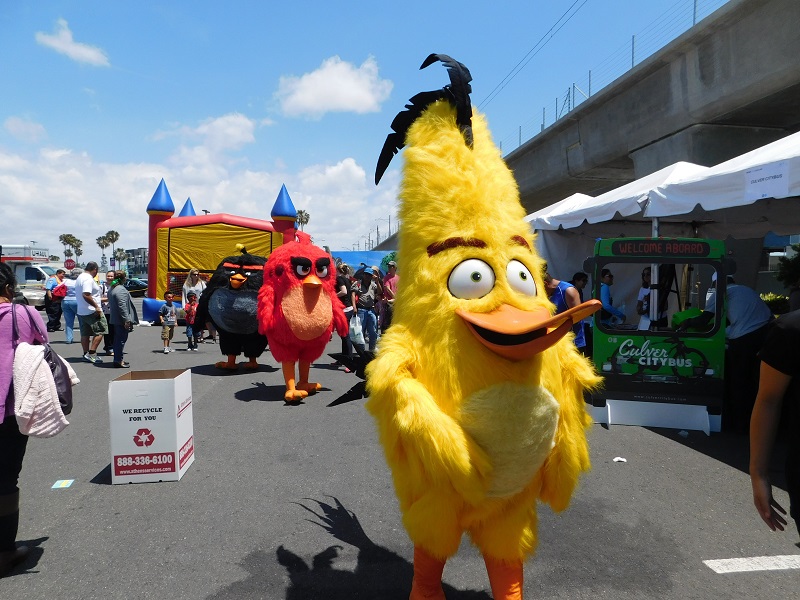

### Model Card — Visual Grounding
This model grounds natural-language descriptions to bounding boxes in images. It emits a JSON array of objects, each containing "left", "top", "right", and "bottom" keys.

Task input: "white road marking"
[{"left": 703, "top": 555, "right": 800, "bottom": 573}]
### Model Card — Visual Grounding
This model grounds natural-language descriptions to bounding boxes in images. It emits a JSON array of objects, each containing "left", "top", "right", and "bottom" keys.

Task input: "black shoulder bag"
[{"left": 11, "top": 302, "right": 74, "bottom": 415}]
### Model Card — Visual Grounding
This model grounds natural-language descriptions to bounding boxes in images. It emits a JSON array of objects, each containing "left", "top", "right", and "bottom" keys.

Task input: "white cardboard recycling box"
[{"left": 108, "top": 369, "right": 195, "bottom": 484}]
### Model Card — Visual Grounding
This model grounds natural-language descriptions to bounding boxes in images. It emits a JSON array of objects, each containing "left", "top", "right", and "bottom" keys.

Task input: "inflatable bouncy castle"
[{"left": 145, "top": 179, "right": 299, "bottom": 300}]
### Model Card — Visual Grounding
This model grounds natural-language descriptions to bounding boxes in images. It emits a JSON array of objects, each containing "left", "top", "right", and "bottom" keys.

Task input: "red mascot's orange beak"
[
  {"left": 456, "top": 299, "right": 601, "bottom": 361},
  {"left": 303, "top": 274, "right": 323, "bottom": 289}
]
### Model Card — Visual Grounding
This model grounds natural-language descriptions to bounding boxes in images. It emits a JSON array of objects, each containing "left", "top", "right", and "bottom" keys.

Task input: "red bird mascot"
[{"left": 257, "top": 239, "right": 349, "bottom": 402}]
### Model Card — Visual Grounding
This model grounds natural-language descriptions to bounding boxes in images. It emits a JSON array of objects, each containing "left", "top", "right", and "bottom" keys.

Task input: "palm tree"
[
  {"left": 58, "top": 234, "right": 70, "bottom": 257},
  {"left": 105, "top": 230, "right": 120, "bottom": 258},
  {"left": 114, "top": 248, "right": 127, "bottom": 270},
  {"left": 60, "top": 233, "right": 78, "bottom": 258},
  {"left": 96, "top": 236, "right": 110, "bottom": 271},
  {"left": 296, "top": 209, "right": 310, "bottom": 231}
]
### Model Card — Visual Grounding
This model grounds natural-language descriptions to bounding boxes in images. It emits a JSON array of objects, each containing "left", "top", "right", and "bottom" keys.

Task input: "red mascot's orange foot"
[{"left": 215, "top": 356, "right": 239, "bottom": 371}]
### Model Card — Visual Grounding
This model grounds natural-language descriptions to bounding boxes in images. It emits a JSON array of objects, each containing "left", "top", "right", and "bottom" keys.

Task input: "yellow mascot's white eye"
[
  {"left": 506, "top": 260, "right": 536, "bottom": 296},
  {"left": 448, "top": 259, "right": 495, "bottom": 299}
]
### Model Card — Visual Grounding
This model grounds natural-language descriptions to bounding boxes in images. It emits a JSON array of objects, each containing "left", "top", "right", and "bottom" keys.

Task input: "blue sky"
[{"left": 0, "top": 0, "right": 729, "bottom": 260}]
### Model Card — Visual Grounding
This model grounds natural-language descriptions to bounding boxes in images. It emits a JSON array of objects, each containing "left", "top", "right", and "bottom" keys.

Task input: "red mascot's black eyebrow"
[{"left": 290, "top": 257, "right": 312, "bottom": 268}]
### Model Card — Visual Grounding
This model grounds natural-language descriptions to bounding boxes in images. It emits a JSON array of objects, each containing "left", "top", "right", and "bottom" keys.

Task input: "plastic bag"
[{"left": 349, "top": 315, "right": 365, "bottom": 346}]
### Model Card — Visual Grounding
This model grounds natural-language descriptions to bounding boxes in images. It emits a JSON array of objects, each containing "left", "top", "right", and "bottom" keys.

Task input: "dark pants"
[
  {"left": 724, "top": 322, "right": 773, "bottom": 434},
  {"left": 45, "top": 297, "right": 62, "bottom": 331},
  {"left": 0, "top": 417, "right": 28, "bottom": 552},
  {"left": 112, "top": 326, "right": 129, "bottom": 364},
  {"left": 103, "top": 321, "right": 116, "bottom": 353},
  {"left": 340, "top": 334, "right": 352, "bottom": 356},
  {"left": 382, "top": 302, "right": 394, "bottom": 332}
]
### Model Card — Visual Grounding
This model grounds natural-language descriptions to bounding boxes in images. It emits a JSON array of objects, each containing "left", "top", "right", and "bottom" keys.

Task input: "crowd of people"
[
  {"left": 332, "top": 260, "right": 399, "bottom": 370},
  {"left": 31, "top": 261, "right": 401, "bottom": 371}
]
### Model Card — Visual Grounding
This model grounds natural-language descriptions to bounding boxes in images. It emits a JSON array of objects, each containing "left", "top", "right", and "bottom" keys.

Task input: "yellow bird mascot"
[{"left": 366, "top": 54, "right": 602, "bottom": 600}]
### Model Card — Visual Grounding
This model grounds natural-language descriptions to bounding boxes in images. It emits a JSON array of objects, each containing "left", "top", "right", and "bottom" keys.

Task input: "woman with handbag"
[
  {"left": 0, "top": 262, "right": 47, "bottom": 576},
  {"left": 108, "top": 271, "right": 139, "bottom": 369}
]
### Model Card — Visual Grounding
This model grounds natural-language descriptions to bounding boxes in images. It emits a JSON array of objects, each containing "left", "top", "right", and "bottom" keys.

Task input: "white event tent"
[{"left": 527, "top": 132, "right": 800, "bottom": 288}]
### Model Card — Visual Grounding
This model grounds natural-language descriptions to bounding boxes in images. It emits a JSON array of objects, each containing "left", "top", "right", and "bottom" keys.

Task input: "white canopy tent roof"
[
  {"left": 647, "top": 130, "right": 800, "bottom": 238},
  {"left": 526, "top": 162, "right": 709, "bottom": 231},
  {"left": 527, "top": 132, "right": 800, "bottom": 290}
]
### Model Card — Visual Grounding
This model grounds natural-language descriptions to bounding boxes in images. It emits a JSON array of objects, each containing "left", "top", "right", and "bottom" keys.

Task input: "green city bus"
[{"left": 584, "top": 237, "right": 733, "bottom": 413}]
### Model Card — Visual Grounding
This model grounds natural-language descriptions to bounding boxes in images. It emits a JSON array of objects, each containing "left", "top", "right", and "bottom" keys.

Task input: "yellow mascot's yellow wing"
[
  {"left": 538, "top": 340, "right": 600, "bottom": 511},
  {"left": 366, "top": 325, "right": 492, "bottom": 507}
]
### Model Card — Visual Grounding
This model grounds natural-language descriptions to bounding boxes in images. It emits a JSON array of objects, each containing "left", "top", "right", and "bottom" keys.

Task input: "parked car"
[{"left": 124, "top": 278, "right": 148, "bottom": 297}]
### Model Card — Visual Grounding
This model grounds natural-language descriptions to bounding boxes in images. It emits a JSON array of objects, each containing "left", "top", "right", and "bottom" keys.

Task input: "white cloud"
[
  {"left": 194, "top": 113, "right": 257, "bottom": 152},
  {"left": 276, "top": 56, "right": 393, "bottom": 119},
  {"left": 153, "top": 113, "right": 260, "bottom": 152},
  {"left": 0, "top": 133, "right": 397, "bottom": 261},
  {"left": 35, "top": 19, "right": 110, "bottom": 67},
  {"left": 4, "top": 117, "right": 47, "bottom": 143}
]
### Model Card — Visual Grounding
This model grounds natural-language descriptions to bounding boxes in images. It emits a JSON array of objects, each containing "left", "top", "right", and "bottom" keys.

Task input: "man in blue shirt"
[{"left": 598, "top": 269, "right": 626, "bottom": 326}]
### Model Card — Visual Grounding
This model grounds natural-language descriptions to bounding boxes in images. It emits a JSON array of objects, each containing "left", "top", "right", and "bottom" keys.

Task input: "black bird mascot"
[{"left": 196, "top": 244, "right": 269, "bottom": 371}]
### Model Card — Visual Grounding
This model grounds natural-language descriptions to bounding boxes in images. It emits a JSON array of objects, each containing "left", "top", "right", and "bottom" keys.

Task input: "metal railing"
[{"left": 496, "top": 0, "right": 731, "bottom": 154}]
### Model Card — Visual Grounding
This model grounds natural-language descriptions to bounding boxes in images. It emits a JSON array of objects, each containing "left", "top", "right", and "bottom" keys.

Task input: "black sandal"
[{"left": 114, "top": 361, "right": 130, "bottom": 368}]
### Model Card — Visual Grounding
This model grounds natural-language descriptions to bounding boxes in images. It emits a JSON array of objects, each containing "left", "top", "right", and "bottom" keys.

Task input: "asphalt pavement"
[{"left": 1, "top": 300, "right": 798, "bottom": 599}]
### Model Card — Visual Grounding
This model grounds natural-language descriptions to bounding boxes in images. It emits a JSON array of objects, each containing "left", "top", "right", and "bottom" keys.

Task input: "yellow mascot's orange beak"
[
  {"left": 456, "top": 299, "right": 601, "bottom": 361},
  {"left": 229, "top": 274, "right": 247, "bottom": 289}
]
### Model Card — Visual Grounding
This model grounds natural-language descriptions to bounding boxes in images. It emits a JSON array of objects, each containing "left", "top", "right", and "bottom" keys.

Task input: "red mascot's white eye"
[
  {"left": 448, "top": 259, "right": 495, "bottom": 299},
  {"left": 506, "top": 260, "right": 536, "bottom": 296},
  {"left": 295, "top": 264, "right": 311, "bottom": 277},
  {"left": 316, "top": 265, "right": 328, "bottom": 278}
]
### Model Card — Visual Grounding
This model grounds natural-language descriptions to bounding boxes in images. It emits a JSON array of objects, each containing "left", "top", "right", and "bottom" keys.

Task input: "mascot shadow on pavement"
[{"left": 205, "top": 496, "right": 490, "bottom": 600}]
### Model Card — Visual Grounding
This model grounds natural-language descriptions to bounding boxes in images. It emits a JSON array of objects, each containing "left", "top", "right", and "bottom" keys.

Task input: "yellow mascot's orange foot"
[
  {"left": 484, "top": 556, "right": 523, "bottom": 600},
  {"left": 297, "top": 381, "right": 321, "bottom": 394},
  {"left": 242, "top": 359, "right": 259, "bottom": 371},
  {"left": 215, "top": 357, "right": 239, "bottom": 371},
  {"left": 410, "top": 547, "right": 446, "bottom": 600},
  {"left": 284, "top": 388, "right": 309, "bottom": 402}
]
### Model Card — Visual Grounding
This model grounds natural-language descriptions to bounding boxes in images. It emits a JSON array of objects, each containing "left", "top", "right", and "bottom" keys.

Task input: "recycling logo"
[{"left": 134, "top": 428, "right": 155, "bottom": 447}]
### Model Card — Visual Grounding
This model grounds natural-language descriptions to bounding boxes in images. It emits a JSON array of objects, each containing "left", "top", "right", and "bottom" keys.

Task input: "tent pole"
[{"left": 651, "top": 217, "right": 660, "bottom": 327}]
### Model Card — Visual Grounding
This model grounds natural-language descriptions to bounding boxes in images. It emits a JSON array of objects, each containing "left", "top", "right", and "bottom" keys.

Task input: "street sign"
[{"left": 64, "top": 259, "right": 76, "bottom": 270}]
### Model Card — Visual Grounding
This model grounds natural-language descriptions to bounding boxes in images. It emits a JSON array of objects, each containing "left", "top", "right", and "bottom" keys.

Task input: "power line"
[{"left": 478, "top": 0, "right": 591, "bottom": 110}]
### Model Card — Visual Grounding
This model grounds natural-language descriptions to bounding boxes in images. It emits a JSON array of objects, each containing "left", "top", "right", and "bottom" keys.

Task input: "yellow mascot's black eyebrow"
[{"left": 427, "top": 237, "right": 487, "bottom": 257}]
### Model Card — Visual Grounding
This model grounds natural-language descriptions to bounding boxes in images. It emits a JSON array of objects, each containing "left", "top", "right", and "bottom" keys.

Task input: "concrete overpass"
[{"left": 505, "top": 0, "right": 800, "bottom": 214}]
